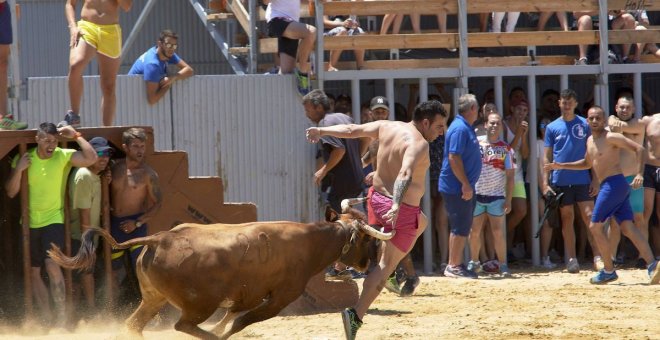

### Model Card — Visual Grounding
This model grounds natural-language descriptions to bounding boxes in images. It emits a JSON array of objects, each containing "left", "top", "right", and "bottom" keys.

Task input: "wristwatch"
[{"left": 135, "top": 220, "right": 143, "bottom": 228}]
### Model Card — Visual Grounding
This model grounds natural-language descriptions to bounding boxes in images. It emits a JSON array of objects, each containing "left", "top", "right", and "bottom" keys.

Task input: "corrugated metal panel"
[
  {"left": 22, "top": 76, "right": 172, "bottom": 150},
  {"left": 21, "top": 75, "right": 320, "bottom": 223},
  {"left": 16, "top": 0, "right": 234, "bottom": 79},
  {"left": 172, "top": 75, "right": 320, "bottom": 222}
]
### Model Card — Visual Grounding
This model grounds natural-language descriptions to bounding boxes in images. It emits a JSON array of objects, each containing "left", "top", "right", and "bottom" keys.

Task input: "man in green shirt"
[
  {"left": 4, "top": 122, "right": 97, "bottom": 325},
  {"left": 68, "top": 136, "right": 113, "bottom": 311}
]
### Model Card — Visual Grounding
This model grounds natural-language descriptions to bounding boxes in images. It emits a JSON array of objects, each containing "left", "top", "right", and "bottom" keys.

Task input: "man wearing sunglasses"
[
  {"left": 68, "top": 136, "right": 114, "bottom": 311},
  {"left": 128, "top": 29, "right": 194, "bottom": 105}
]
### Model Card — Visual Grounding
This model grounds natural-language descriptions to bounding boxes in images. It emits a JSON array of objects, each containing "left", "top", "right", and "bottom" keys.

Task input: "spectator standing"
[
  {"left": 440, "top": 94, "right": 482, "bottom": 278},
  {"left": 265, "top": 0, "right": 316, "bottom": 96},
  {"left": 65, "top": 0, "right": 132, "bottom": 126},
  {"left": 4, "top": 122, "right": 97, "bottom": 326},
  {"left": 0, "top": 0, "right": 26, "bottom": 130},
  {"left": 68, "top": 136, "right": 113, "bottom": 310},
  {"left": 110, "top": 128, "right": 162, "bottom": 290},
  {"left": 128, "top": 30, "right": 194, "bottom": 105},
  {"left": 468, "top": 113, "right": 514, "bottom": 277},
  {"left": 543, "top": 89, "right": 598, "bottom": 273}
]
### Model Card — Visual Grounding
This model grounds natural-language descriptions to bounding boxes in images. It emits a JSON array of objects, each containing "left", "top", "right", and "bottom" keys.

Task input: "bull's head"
[{"left": 324, "top": 198, "right": 394, "bottom": 272}]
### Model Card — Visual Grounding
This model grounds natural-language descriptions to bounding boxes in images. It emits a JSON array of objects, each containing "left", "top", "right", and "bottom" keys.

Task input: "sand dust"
[{"left": 2, "top": 267, "right": 659, "bottom": 339}]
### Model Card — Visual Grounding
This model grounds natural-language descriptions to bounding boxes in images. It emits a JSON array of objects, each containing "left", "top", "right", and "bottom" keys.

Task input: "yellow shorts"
[
  {"left": 78, "top": 20, "right": 122, "bottom": 58},
  {"left": 513, "top": 181, "right": 527, "bottom": 199}
]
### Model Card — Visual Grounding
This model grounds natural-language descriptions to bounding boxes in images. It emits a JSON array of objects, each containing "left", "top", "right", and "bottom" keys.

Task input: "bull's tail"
[{"left": 47, "top": 227, "right": 159, "bottom": 271}]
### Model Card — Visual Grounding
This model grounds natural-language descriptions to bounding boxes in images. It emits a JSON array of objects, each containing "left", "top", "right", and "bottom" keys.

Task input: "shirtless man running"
[
  {"left": 110, "top": 128, "right": 162, "bottom": 285},
  {"left": 306, "top": 100, "right": 447, "bottom": 340},
  {"left": 65, "top": 0, "right": 132, "bottom": 126},
  {"left": 607, "top": 97, "right": 648, "bottom": 266},
  {"left": 546, "top": 106, "right": 660, "bottom": 284}
]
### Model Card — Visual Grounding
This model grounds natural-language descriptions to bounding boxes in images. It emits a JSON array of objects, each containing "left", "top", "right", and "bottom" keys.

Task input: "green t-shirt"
[
  {"left": 68, "top": 167, "right": 101, "bottom": 240},
  {"left": 12, "top": 147, "right": 75, "bottom": 228}
]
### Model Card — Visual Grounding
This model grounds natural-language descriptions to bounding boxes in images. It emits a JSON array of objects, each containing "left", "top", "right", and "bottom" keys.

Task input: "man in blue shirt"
[
  {"left": 128, "top": 30, "right": 193, "bottom": 105},
  {"left": 440, "top": 93, "right": 482, "bottom": 278},
  {"left": 543, "top": 88, "right": 599, "bottom": 274}
]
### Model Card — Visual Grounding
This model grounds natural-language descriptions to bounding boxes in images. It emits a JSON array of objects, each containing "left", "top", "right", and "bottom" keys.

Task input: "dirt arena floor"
[{"left": 2, "top": 267, "right": 658, "bottom": 339}]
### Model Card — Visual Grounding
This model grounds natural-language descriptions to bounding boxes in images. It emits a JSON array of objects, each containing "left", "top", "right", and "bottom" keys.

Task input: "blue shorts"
[
  {"left": 0, "top": 2, "right": 12, "bottom": 45},
  {"left": 474, "top": 198, "right": 505, "bottom": 217},
  {"left": 592, "top": 174, "right": 633, "bottom": 224},
  {"left": 625, "top": 175, "right": 644, "bottom": 213},
  {"left": 111, "top": 213, "right": 147, "bottom": 270},
  {"left": 442, "top": 192, "right": 476, "bottom": 237}
]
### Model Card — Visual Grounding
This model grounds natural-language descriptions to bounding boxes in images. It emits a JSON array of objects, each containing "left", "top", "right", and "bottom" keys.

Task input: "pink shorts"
[{"left": 368, "top": 190, "right": 420, "bottom": 252}]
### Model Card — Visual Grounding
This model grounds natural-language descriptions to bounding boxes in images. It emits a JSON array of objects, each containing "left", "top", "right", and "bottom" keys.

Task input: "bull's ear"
[{"left": 325, "top": 205, "right": 339, "bottom": 222}]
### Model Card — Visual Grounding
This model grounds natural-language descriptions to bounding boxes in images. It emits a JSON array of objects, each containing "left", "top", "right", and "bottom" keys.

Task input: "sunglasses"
[
  {"left": 163, "top": 42, "right": 178, "bottom": 50},
  {"left": 97, "top": 149, "right": 114, "bottom": 157}
]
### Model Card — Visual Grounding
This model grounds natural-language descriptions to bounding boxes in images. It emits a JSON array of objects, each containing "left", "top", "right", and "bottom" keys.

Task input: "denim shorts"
[{"left": 474, "top": 199, "right": 505, "bottom": 217}]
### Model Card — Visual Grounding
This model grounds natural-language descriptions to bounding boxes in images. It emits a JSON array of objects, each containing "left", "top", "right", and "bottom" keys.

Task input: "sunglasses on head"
[{"left": 97, "top": 149, "right": 113, "bottom": 157}]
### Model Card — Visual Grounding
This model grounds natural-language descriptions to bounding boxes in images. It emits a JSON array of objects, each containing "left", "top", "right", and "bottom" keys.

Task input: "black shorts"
[
  {"left": 643, "top": 164, "right": 660, "bottom": 192},
  {"left": 30, "top": 223, "right": 65, "bottom": 267},
  {"left": 267, "top": 17, "right": 299, "bottom": 58},
  {"left": 554, "top": 184, "right": 592, "bottom": 206},
  {"left": 0, "top": 2, "right": 12, "bottom": 45}
]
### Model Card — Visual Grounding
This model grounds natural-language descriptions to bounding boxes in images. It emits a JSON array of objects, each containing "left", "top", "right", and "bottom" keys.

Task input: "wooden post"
[
  {"left": 101, "top": 174, "right": 114, "bottom": 309},
  {"left": 62, "top": 146, "right": 73, "bottom": 323},
  {"left": 19, "top": 143, "right": 32, "bottom": 318}
]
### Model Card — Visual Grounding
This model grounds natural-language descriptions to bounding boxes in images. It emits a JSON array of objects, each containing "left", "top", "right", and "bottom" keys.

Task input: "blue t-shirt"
[
  {"left": 439, "top": 115, "right": 482, "bottom": 195},
  {"left": 544, "top": 115, "right": 591, "bottom": 186},
  {"left": 128, "top": 46, "right": 181, "bottom": 83}
]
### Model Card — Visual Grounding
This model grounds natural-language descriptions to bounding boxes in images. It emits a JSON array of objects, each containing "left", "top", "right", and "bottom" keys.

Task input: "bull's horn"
[
  {"left": 357, "top": 221, "right": 395, "bottom": 240},
  {"left": 341, "top": 197, "right": 368, "bottom": 213}
]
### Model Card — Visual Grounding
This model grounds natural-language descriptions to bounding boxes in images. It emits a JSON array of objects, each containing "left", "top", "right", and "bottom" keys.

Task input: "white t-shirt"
[{"left": 265, "top": 0, "right": 300, "bottom": 22}]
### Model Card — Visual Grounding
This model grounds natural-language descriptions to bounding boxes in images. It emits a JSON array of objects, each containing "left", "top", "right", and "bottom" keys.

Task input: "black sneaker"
[
  {"left": 636, "top": 258, "right": 647, "bottom": 269},
  {"left": 400, "top": 276, "right": 420, "bottom": 297},
  {"left": 341, "top": 307, "right": 362, "bottom": 340},
  {"left": 63, "top": 110, "right": 81, "bottom": 128}
]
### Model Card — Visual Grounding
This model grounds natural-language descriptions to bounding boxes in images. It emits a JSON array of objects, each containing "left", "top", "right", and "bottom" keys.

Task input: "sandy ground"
[{"left": 2, "top": 266, "right": 659, "bottom": 340}]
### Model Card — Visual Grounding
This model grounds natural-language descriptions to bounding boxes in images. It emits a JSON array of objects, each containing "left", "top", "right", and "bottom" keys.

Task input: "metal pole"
[
  {"left": 634, "top": 73, "right": 642, "bottom": 119},
  {"left": 528, "top": 75, "right": 540, "bottom": 267},
  {"left": 120, "top": 0, "right": 159, "bottom": 63},
  {"left": 19, "top": 143, "right": 32, "bottom": 319},
  {"left": 314, "top": 0, "right": 325, "bottom": 91},
  {"left": 596, "top": 0, "right": 609, "bottom": 113},
  {"left": 62, "top": 141, "right": 73, "bottom": 323},
  {"left": 560, "top": 74, "right": 569, "bottom": 91},
  {"left": 351, "top": 78, "right": 360, "bottom": 123},
  {"left": 494, "top": 76, "right": 503, "bottom": 115},
  {"left": 386, "top": 78, "right": 395, "bottom": 121},
  {"left": 457, "top": 0, "right": 468, "bottom": 88},
  {"left": 248, "top": 0, "right": 257, "bottom": 74},
  {"left": 416, "top": 78, "right": 434, "bottom": 274}
]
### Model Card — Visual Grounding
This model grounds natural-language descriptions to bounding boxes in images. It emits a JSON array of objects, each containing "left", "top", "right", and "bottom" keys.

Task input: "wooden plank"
[
  {"left": 324, "top": 33, "right": 457, "bottom": 50},
  {"left": 467, "top": 31, "right": 599, "bottom": 47},
  {"left": 226, "top": 0, "right": 251, "bottom": 39},
  {"left": 609, "top": 0, "right": 660, "bottom": 11},
  {"left": 324, "top": 0, "right": 459, "bottom": 16},
  {"left": 609, "top": 29, "right": 660, "bottom": 44},
  {"left": 259, "top": 37, "right": 278, "bottom": 54},
  {"left": 229, "top": 46, "right": 250, "bottom": 55},
  {"left": 207, "top": 12, "right": 235, "bottom": 21},
  {"left": 322, "top": 55, "right": 577, "bottom": 70},
  {"left": 468, "top": 55, "right": 576, "bottom": 67}
]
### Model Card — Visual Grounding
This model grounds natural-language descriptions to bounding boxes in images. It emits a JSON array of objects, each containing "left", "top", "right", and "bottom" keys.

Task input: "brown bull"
[{"left": 48, "top": 199, "right": 391, "bottom": 339}]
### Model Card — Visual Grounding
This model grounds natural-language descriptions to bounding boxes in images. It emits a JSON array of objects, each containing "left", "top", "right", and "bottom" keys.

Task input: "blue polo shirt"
[
  {"left": 544, "top": 115, "right": 591, "bottom": 186},
  {"left": 439, "top": 115, "right": 482, "bottom": 195},
  {"left": 128, "top": 46, "right": 181, "bottom": 83}
]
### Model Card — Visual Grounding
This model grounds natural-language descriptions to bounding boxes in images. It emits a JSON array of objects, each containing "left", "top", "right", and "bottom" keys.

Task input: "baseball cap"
[
  {"left": 511, "top": 98, "right": 529, "bottom": 109},
  {"left": 89, "top": 137, "right": 114, "bottom": 153},
  {"left": 370, "top": 96, "right": 389, "bottom": 111}
]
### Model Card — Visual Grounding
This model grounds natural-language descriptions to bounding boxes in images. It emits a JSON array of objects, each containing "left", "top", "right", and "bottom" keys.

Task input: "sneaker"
[
  {"left": 0, "top": 115, "right": 28, "bottom": 130},
  {"left": 635, "top": 258, "right": 647, "bottom": 269},
  {"left": 437, "top": 263, "right": 448, "bottom": 276},
  {"left": 482, "top": 259, "right": 500, "bottom": 273},
  {"left": 575, "top": 57, "right": 588, "bottom": 65},
  {"left": 384, "top": 272, "right": 401, "bottom": 294},
  {"left": 594, "top": 256, "right": 605, "bottom": 271},
  {"left": 542, "top": 256, "right": 557, "bottom": 269},
  {"left": 567, "top": 258, "right": 580, "bottom": 273},
  {"left": 499, "top": 263, "right": 511, "bottom": 277},
  {"left": 341, "top": 307, "right": 362, "bottom": 340},
  {"left": 444, "top": 264, "right": 478, "bottom": 279},
  {"left": 63, "top": 110, "right": 81, "bottom": 128},
  {"left": 648, "top": 260, "right": 660, "bottom": 284},
  {"left": 590, "top": 270, "right": 618, "bottom": 284},
  {"left": 467, "top": 260, "right": 482, "bottom": 273},
  {"left": 446, "top": 48, "right": 457, "bottom": 53},
  {"left": 325, "top": 268, "right": 352, "bottom": 281},
  {"left": 400, "top": 276, "right": 420, "bottom": 297},
  {"left": 294, "top": 68, "right": 311, "bottom": 96}
]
